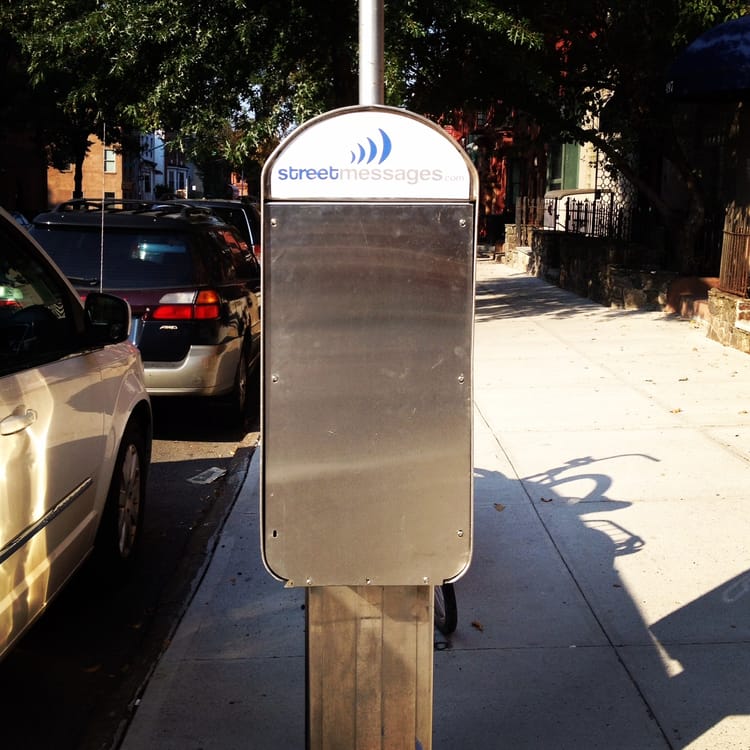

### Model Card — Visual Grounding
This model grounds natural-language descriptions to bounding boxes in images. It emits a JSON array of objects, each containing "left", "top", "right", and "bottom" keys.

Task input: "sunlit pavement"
[{"left": 121, "top": 258, "right": 750, "bottom": 749}]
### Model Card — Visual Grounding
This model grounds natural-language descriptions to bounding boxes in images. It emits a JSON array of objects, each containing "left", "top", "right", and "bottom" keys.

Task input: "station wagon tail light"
[{"left": 147, "top": 290, "right": 221, "bottom": 320}]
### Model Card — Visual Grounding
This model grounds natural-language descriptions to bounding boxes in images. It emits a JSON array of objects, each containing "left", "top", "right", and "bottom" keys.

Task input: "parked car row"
[
  {"left": 0, "top": 206, "right": 153, "bottom": 661},
  {"left": 29, "top": 198, "right": 262, "bottom": 417},
  {"left": 0, "top": 197, "right": 262, "bottom": 661}
]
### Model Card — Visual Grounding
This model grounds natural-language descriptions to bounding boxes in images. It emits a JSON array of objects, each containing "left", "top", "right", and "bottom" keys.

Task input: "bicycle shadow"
[{"left": 436, "top": 454, "right": 750, "bottom": 748}]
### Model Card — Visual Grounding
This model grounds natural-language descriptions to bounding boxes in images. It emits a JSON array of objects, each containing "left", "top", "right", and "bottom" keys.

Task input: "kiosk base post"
[{"left": 307, "top": 585, "right": 433, "bottom": 750}]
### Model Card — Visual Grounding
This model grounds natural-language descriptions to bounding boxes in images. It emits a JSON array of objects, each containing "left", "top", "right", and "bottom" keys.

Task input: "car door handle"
[{"left": 1, "top": 409, "right": 37, "bottom": 436}]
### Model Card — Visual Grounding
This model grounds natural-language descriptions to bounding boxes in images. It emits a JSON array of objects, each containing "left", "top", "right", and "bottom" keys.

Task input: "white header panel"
[{"left": 265, "top": 105, "right": 475, "bottom": 201}]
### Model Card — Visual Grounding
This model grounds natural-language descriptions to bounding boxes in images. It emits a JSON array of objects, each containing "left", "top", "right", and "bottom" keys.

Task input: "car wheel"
[
  {"left": 93, "top": 421, "right": 147, "bottom": 578},
  {"left": 231, "top": 346, "right": 249, "bottom": 417},
  {"left": 434, "top": 582, "right": 458, "bottom": 635}
]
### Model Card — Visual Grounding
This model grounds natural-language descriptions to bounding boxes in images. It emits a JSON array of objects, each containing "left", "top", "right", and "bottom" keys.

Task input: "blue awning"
[{"left": 667, "top": 14, "right": 750, "bottom": 99}]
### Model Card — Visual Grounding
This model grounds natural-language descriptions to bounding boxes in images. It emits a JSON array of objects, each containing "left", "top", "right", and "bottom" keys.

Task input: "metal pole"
[{"left": 359, "top": 0, "right": 384, "bottom": 105}]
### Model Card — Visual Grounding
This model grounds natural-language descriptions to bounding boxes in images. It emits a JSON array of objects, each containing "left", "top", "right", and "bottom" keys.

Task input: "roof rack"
[{"left": 52, "top": 198, "right": 216, "bottom": 221}]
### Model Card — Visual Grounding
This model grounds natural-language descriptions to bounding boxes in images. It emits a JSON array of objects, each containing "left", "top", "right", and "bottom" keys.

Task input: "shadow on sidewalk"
[
  {"left": 466, "top": 454, "right": 750, "bottom": 748},
  {"left": 474, "top": 262, "right": 689, "bottom": 325}
]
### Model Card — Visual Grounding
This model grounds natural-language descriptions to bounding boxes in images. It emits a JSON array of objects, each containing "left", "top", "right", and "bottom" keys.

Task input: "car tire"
[
  {"left": 92, "top": 420, "right": 147, "bottom": 579},
  {"left": 231, "top": 346, "right": 249, "bottom": 418},
  {"left": 434, "top": 582, "right": 458, "bottom": 635}
]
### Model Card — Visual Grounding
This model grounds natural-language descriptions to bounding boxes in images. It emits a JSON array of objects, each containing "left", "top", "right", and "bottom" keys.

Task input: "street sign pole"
[{"left": 359, "top": 0, "right": 384, "bottom": 106}]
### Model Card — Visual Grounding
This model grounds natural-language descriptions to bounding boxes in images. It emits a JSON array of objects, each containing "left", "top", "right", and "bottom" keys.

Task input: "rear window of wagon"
[{"left": 31, "top": 226, "right": 195, "bottom": 288}]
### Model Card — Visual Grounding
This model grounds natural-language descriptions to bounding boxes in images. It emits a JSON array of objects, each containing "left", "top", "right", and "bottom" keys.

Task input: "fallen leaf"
[
  {"left": 541, "top": 497, "right": 553, "bottom": 503},
  {"left": 493, "top": 503, "right": 505, "bottom": 512},
  {"left": 471, "top": 620, "right": 484, "bottom": 632},
  {"left": 670, "top": 408, "right": 682, "bottom": 414}
]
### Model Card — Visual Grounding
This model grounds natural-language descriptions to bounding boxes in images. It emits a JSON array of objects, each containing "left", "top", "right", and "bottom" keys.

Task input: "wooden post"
[{"left": 307, "top": 585, "right": 434, "bottom": 750}]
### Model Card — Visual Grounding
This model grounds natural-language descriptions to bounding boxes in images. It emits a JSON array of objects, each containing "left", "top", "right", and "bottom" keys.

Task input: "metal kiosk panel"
[{"left": 261, "top": 105, "right": 476, "bottom": 587}]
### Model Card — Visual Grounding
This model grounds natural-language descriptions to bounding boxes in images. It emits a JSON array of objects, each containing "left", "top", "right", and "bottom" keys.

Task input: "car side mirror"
[{"left": 85, "top": 292, "right": 131, "bottom": 345}]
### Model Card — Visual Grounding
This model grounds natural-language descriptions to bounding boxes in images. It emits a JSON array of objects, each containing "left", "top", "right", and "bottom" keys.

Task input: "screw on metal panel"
[
  {"left": 365, "top": 578, "right": 372, "bottom": 585},
  {"left": 306, "top": 578, "right": 312, "bottom": 586},
  {"left": 271, "top": 374, "right": 279, "bottom": 383},
  {"left": 457, "top": 374, "right": 465, "bottom": 383},
  {"left": 423, "top": 577, "right": 429, "bottom": 584},
  {"left": 457, "top": 529, "right": 464, "bottom": 537},
  {"left": 270, "top": 218, "right": 278, "bottom": 227},
  {"left": 459, "top": 219, "right": 467, "bottom": 227}
]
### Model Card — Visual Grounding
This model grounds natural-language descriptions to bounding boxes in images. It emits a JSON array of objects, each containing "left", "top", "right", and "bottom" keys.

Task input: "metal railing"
[
  {"left": 719, "top": 224, "right": 750, "bottom": 297},
  {"left": 514, "top": 194, "right": 633, "bottom": 244},
  {"left": 514, "top": 197, "right": 545, "bottom": 245},
  {"left": 546, "top": 195, "right": 632, "bottom": 240}
]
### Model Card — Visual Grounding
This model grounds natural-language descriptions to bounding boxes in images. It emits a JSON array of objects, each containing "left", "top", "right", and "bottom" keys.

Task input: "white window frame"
[{"left": 104, "top": 148, "right": 117, "bottom": 174}]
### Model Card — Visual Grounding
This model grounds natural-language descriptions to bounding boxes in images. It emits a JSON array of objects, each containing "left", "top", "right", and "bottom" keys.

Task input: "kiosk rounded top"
[{"left": 263, "top": 105, "right": 477, "bottom": 202}]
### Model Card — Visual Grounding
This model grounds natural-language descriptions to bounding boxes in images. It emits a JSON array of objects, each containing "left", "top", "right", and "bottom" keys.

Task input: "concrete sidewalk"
[{"left": 120, "top": 258, "right": 750, "bottom": 749}]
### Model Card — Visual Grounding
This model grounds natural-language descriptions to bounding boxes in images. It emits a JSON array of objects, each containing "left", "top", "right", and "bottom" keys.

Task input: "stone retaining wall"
[
  {"left": 707, "top": 289, "right": 750, "bottom": 353},
  {"left": 495, "top": 225, "right": 750, "bottom": 353},
  {"left": 498, "top": 227, "right": 749, "bottom": 355},
  {"left": 514, "top": 229, "right": 676, "bottom": 310}
]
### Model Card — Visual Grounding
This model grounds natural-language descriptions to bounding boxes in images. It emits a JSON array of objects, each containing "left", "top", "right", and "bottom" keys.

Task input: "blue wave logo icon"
[{"left": 349, "top": 128, "right": 392, "bottom": 165}]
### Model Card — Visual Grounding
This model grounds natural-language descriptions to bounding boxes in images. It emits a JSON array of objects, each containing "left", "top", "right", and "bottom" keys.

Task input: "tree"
[
  {"left": 1, "top": 0, "right": 149, "bottom": 197},
  {"left": 4, "top": 0, "right": 747, "bottom": 271},
  {"left": 386, "top": 0, "right": 750, "bottom": 273}
]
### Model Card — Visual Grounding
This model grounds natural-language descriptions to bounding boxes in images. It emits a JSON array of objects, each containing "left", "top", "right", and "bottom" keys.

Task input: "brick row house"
[{"left": 44, "top": 131, "right": 201, "bottom": 208}]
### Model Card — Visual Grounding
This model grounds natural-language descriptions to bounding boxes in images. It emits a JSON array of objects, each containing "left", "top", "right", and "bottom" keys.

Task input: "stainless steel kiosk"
[
  {"left": 261, "top": 104, "right": 477, "bottom": 749},
  {"left": 261, "top": 104, "right": 476, "bottom": 585}
]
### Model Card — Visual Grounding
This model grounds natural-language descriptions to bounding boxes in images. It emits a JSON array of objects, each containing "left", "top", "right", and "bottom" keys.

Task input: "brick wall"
[{"left": 47, "top": 136, "right": 123, "bottom": 207}]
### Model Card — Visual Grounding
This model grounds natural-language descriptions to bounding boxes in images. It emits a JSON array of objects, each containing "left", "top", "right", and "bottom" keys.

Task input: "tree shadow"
[
  {"left": 474, "top": 259, "right": 687, "bottom": 325},
  {"left": 464, "top": 452, "right": 750, "bottom": 748}
]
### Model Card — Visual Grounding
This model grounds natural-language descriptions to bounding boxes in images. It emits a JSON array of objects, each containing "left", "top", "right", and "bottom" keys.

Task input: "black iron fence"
[
  {"left": 515, "top": 194, "right": 633, "bottom": 244},
  {"left": 719, "top": 223, "right": 750, "bottom": 297}
]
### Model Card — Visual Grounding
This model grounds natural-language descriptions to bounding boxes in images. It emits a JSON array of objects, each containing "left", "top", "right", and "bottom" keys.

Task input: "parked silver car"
[{"left": 0, "top": 207, "right": 152, "bottom": 661}]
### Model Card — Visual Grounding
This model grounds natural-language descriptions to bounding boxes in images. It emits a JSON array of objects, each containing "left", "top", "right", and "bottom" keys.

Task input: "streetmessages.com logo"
[
  {"left": 349, "top": 128, "right": 392, "bottom": 164},
  {"left": 276, "top": 128, "right": 448, "bottom": 186}
]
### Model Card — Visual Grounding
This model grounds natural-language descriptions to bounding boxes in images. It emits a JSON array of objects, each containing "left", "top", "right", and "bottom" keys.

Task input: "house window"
[
  {"left": 104, "top": 149, "right": 117, "bottom": 174},
  {"left": 143, "top": 173, "right": 152, "bottom": 194},
  {"left": 547, "top": 143, "right": 580, "bottom": 191},
  {"left": 167, "top": 168, "right": 187, "bottom": 193}
]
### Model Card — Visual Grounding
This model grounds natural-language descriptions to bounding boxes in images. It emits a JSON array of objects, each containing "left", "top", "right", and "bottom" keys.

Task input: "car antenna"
[{"left": 99, "top": 122, "right": 106, "bottom": 294}]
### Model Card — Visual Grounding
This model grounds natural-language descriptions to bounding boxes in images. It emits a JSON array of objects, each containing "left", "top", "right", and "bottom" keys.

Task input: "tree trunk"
[
  {"left": 581, "top": 127, "right": 706, "bottom": 274},
  {"left": 72, "top": 133, "right": 90, "bottom": 200},
  {"left": 671, "top": 186, "right": 705, "bottom": 274}
]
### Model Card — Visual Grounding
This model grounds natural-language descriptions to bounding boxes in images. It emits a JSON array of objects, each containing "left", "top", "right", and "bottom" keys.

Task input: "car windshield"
[{"left": 31, "top": 226, "right": 194, "bottom": 288}]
